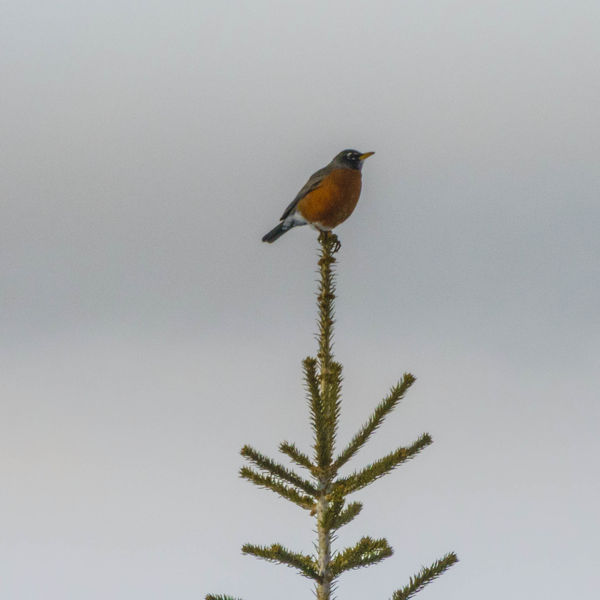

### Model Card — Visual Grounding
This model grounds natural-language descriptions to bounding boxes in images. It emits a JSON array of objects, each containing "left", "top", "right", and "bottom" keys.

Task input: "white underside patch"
[
  {"left": 284, "top": 213, "right": 308, "bottom": 228},
  {"left": 284, "top": 213, "right": 332, "bottom": 232},
  {"left": 309, "top": 222, "right": 332, "bottom": 232}
]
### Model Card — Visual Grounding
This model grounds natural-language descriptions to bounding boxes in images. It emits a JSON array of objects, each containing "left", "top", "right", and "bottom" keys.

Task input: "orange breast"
[{"left": 296, "top": 169, "right": 362, "bottom": 229}]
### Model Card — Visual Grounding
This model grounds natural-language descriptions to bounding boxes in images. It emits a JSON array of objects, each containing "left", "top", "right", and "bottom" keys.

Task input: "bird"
[{"left": 262, "top": 149, "right": 374, "bottom": 245}]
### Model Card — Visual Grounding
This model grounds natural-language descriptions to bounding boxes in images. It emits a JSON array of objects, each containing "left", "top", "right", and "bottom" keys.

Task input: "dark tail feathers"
[{"left": 262, "top": 222, "right": 288, "bottom": 243}]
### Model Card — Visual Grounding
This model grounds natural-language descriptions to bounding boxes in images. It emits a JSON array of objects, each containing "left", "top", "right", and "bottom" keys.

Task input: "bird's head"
[{"left": 333, "top": 149, "right": 375, "bottom": 170}]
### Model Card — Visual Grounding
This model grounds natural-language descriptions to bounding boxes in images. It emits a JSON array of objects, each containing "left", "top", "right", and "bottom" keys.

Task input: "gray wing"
[{"left": 280, "top": 166, "right": 330, "bottom": 221}]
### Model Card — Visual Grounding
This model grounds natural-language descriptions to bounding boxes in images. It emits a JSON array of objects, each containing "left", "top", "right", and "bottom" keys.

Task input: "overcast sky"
[{"left": 2, "top": 1, "right": 599, "bottom": 599}]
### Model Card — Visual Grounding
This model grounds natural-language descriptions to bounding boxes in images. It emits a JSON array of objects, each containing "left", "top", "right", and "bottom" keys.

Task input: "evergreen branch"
[
  {"left": 304, "top": 356, "right": 322, "bottom": 414},
  {"left": 279, "top": 441, "right": 315, "bottom": 473},
  {"left": 242, "top": 543, "right": 320, "bottom": 581},
  {"left": 331, "top": 501, "right": 363, "bottom": 530},
  {"left": 391, "top": 552, "right": 459, "bottom": 600},
  {"left": 317, "top": 234, "right": 336, "bottom": 370},
  {"left": 333, "top": 433, "right": 433, "bottom": 496},
  {"left": 330, "top": 536, "right": 393, "bottom": 576},
  {"left": 304, "top": 356, "right": 330, "bottom": 468},
  {"left": 315, "top": 236, "right": 337, "bottom": 468},
  {"left": 334, "top": 373, "right": 416, "bottom": 470},
  {"left": 322, "top": 498, "right": 364, "bottom": 531},
  {"left": 206, "top": 595, "right": 244, "bottom": 600},
  {"left": 321, "top": 361, "right": 343, "bottom": 458},
  {"left": 321, "top": 497, "right": 343, "bottom": 531},
  {"left": 239, "top": 467, "right": 315, "bottom": 511},
  {"left": 241, "top": 445, "right": 317, "bottom": 495}
]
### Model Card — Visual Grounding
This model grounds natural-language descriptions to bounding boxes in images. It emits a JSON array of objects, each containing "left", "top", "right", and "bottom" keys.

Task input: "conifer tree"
[{"left": 207, "top": 232, "right": 457, "bottom": 600}]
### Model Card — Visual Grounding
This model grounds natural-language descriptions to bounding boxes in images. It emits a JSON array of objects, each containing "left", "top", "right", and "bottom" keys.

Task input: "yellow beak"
[{"left": 358, "top": 152, "right": 375, "bottom": 161}]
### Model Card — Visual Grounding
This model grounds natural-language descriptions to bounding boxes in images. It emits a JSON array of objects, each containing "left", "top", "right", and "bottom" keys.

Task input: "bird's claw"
[
  {"left": 318, "top": 231, "right": 341, "bottom": 253},
  {"left": 331, "top": 236, "right": 341, "bottom": 253}
]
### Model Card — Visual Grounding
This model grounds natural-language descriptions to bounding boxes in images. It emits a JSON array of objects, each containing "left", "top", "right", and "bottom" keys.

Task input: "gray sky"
[{"left": 2, "top": 1, "right": 599, "bottom": 599}]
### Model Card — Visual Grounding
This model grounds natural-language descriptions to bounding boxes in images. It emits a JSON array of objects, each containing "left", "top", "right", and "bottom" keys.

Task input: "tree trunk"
[{"left": 316, "top": 480, "right": 332, "bottom": 600}]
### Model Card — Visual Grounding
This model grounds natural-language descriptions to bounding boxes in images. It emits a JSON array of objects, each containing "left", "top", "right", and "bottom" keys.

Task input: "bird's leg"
[
  {"left": 318, "top": 231, "right": 341, "bottom": 253},
  {"left": 330, "top": 232, "right": 341, "bottom": 253}
]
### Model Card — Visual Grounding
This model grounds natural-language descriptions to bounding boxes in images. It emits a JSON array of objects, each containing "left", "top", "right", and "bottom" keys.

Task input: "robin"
[{"left": 262, "top": 149, "right": 375, "bottom": 246}]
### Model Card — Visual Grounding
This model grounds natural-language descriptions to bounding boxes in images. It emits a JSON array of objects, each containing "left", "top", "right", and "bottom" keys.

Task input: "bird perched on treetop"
[{"left": 262, "top": 149, "right": 375, "bottom": 245}]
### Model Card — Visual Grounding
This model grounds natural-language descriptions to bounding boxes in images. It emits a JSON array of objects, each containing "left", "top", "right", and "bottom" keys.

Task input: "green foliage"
[
  {"left": 323, "top": 499, "right": 363, "bottom": 531},
  {"left": 303, "top": 356, "right": 329, "bottom": 468},
  {"left": 333, "top": 433, "right": 433, "bottom": 496},
  {"left": 321, "top": 360, "right": 343, "bottom": 458},
  {"left": 330, "top": 536, "right": 393, "bottom": 576},
  {"left": 208, "top": 232, "right": 457, "bottom": 600},
  {"left": 242, "top": 543, "right": 320, "bottom": 580},
  {"left": 238, "top": 466, "right": 315, "bottom": 511},
  {"left": 205, "top": 596, "right": 243, "bottom": 600},
  {"left": 279, "top": 441, "right": 314, "bottom": 473},
  {"left": 392, "top": 553, "right": 459, "bottom": 600},
  {"left": 241, "top": 444, "right": 317, "bottom": 495},
  {"left": 334, "top": 374, "right": 416, "bottom": 470}
]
